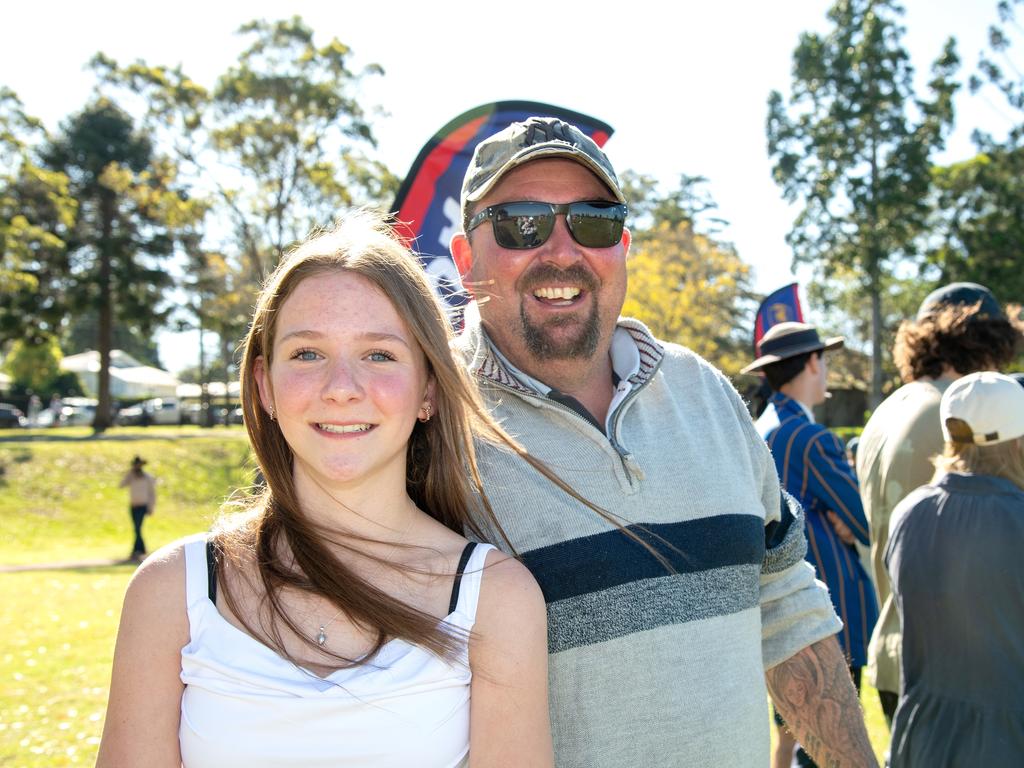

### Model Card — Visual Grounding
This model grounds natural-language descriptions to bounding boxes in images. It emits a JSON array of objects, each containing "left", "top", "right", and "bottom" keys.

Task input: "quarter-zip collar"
[{"left": 456, "top": 303, "right": 666, "bottom": 412}]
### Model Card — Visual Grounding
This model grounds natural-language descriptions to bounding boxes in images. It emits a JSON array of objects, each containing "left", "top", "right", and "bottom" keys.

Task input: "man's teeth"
[
  {"left": 534, "top": 287, "right": 581, "bottom": 300},
  {"left": 318, "top": 423, "right": 372, "bottom": 434}
]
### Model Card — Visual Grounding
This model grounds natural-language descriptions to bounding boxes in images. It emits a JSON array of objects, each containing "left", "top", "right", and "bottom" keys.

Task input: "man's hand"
[
  {"left": 765, "top": 636, "right": 878, "bottom": 767},
  {"left": 826, "top": 511, "right": 856, "bottom": 545}
]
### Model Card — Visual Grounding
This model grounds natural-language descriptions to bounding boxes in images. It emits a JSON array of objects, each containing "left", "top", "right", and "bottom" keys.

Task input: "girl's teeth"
[{"left": 319, "top": 423, "right": 371, "bottom": 433}]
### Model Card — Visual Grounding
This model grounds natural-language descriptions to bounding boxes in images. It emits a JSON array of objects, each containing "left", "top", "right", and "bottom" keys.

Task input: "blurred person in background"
[
  {"left": 27, "top": 393, "right": 41, "bottom": 426},
  {"left": 886, "top": 371, "right": 1024, "bottom": 765},
  {"left": 856, "top": 283, "right": 1023, "bottom": 725},
  {"left": 120, "top": 455, "right": 156, "bottom": 562},
  {"left": 745, "top": 322, "right": 878, "bottom": 768}
]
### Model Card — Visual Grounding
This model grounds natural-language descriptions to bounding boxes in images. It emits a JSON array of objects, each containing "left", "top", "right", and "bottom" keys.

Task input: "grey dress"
[{"left": 886, "top": 472, "right": 1024, "bottom": 766}]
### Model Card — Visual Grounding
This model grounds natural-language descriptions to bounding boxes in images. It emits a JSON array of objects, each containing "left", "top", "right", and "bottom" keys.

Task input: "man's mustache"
[{"left": 518, "top": 263, "right": 599, "bottom": 294}]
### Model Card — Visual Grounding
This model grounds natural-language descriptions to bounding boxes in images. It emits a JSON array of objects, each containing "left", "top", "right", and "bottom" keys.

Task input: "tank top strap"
[
  {"left": 182, "top": 532, "right": 213, "bottom": 608},
  {"left": 449, "top": 542, "right": 495, "bottom": 625}
]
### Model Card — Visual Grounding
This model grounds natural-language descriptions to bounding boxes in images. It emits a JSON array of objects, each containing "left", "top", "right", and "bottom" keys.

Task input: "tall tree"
[
  {"left": 210, "top": 16, "right": 398, "bottom": 273},
  {"left": 767, "top": 0, "right": 958, "bottom": 405},
  {"left": 972, "top": 0, "right": 1024, "bottom": 150},
  {"left": 928, "top": 149, "right": 1024, "bottom": 300},
  {"left": 89, "top": 16, "right": 396, "bottom": 383},
  {"left": 62, "top": 309, "right": 162, "bottom": 366},
  {"left": 43, "top": 99, "right": 190, "bottom": 431},
  {"left": 925, "top": 0, "right": 1024, "bottom": 303},
  {"left": 0, "top": 88, "right": 77, "bottom": 345},
  {"left": 804, "top": 264, "right": 935, "bottom": 394},
  {"left": 91, "top": 16, "right": 396, "bottom": 273}
]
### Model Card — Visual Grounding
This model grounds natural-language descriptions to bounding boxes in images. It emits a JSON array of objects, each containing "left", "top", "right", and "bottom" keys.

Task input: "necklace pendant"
[{"left": 317, "top": 626, "right": 327, "bottom": 647}]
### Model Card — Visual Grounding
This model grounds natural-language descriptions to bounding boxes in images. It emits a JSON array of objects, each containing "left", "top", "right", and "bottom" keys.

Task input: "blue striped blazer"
[{"left": 756, "top": 392, "right": 879, "bottom": 667}]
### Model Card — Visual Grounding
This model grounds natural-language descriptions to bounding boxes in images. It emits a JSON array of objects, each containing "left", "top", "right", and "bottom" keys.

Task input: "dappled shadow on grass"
[
  {"left": 0, "top": 426, "right": 245, "bottom": 443},
  {"left": 0, "top": 560, "right": 138, "bottom": 574},
  {"left": 0, "top": 445, "right": 33, "bottom": 488}
]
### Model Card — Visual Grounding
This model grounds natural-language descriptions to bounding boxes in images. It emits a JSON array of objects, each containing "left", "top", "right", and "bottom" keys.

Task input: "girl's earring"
[{"left": 418, "top": 402, "right": 432, "bottom": 423}]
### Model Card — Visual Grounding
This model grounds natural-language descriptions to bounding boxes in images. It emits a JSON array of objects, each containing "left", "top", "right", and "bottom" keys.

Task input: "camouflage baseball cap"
[{"left": 460, "top": 116, "right": 625, "bottom": 221}]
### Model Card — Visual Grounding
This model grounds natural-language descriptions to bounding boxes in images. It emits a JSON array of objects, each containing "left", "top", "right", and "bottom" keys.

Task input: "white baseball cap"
[{"left": 940, "top": 371, "right": 1024, "bottom": 446}]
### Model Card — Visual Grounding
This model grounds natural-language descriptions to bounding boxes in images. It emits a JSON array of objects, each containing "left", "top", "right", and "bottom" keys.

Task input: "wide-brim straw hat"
[{"left": 741, "top": 321, "right": 844, "bottom": 375}]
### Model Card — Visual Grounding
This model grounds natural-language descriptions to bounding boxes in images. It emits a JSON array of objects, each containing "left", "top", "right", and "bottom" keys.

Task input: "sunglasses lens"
[
  {"left": 567, "top": 202, "right": 626, "bottom": 248},
  {"left": 491, "top": 203, "right": 556, "bottom": 249},
  {"left": 481, "top": 201, "right": 627, "bottom": 249}
]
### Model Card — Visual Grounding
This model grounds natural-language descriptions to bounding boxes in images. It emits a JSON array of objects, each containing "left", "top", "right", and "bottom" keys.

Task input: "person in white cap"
[
  {"left": 886, "top": 371, "right": 1024, "bottom": 766},
  {"left": 856, "top": 282, "right": 1022, "bottom": 724}
]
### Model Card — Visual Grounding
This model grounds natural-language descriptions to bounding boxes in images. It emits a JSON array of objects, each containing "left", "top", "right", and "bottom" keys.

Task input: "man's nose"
[{"left": 537, "top": 214, "right": 585, "bottom": 266}]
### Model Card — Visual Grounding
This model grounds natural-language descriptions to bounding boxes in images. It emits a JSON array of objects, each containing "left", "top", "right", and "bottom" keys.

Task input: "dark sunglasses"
[{"left": 466, "top": 200, "right": 628, "bottom": 250}]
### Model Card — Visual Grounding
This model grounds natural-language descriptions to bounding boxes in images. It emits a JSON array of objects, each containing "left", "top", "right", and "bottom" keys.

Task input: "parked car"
[
  {"left": 59, "top": 397, "right": 99, "bottom": 427},
  {"left": 211, "top": 405, "right": 245, "bottom": 425},
  {"left": 0, "top": 403, "right": 26, "bottom": 428},
  {"left": 116, "top": 397, "right": 183, "bottom": 426}
]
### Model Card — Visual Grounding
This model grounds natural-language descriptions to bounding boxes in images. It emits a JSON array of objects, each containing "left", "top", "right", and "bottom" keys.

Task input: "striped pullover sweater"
[{"left": 457, "top": 311, "right": 840, "bottom": 767}]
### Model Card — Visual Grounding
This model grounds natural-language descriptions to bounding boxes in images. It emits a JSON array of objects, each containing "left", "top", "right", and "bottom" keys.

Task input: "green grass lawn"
[
  {"left": 0, "top": 427, "right": 892, "bottom": 765},
  {"left": 0, "top": 425, "right": 252, "bottom": 565},
  {"left": 0, "top": 566, "right": 133, "bottom": 767}
]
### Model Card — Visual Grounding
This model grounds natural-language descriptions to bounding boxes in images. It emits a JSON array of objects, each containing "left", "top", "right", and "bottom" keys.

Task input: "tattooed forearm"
[{"left": 765, "top": 636, "right": 878, "bottom": 768}]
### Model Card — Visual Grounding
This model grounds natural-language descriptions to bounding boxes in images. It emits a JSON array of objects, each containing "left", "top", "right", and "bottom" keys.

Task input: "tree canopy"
[
  {"left": 0, "top": 88, "right": 77, "bottom": 345},
  {"left": 42, "top": 98, "right": 191, "bottom": 430},
  {"left": 767, "top": 0, "right": 959, "bottom": 404},
  {"left": 622, "top": 175, "right": 755, "bottom": 376}
]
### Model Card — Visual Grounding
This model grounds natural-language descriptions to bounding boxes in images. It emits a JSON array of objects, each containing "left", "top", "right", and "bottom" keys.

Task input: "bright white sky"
[{"left": 1, "top": 0, "right": 1011, "bottom": 374}]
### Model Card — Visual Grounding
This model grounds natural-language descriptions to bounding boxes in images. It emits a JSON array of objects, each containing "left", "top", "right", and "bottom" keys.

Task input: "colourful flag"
[
  {"left": 392, "top": 101, "right": 614, "bottom": 308},
  {"left": 753, "top": 282, "right": 804, "bottom": 355}
]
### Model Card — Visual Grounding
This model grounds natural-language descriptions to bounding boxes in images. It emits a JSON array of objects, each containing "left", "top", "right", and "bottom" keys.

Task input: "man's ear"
[
  {"left": 450, "top": 232, "right": 475, "bottom": 296},
  {"left": 620, "top": 226, "right": 632, "bottom": 255}
]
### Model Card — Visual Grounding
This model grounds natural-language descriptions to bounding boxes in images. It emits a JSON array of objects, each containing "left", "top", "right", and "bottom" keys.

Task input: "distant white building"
[{"left": 61, "top": 350, "right": 179, "bottom": 399}]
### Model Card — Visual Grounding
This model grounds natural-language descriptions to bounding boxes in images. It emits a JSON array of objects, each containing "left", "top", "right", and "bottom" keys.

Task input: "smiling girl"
[{"left": 96, "top": 211, "right": 554, "bottom": 767}]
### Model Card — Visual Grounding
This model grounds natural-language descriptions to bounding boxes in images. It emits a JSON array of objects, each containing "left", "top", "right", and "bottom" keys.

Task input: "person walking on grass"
[{"left": 119, "top": 455, "right": 156, "bottom": 562}]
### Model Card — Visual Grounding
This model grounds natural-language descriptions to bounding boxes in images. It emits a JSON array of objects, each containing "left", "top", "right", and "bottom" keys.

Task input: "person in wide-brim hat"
[
  {"left": 747, "top": 321, "right": 875, "bottom": 768},
  {"left": 742, "top": 321, "right": 844, "bottom": 375}
]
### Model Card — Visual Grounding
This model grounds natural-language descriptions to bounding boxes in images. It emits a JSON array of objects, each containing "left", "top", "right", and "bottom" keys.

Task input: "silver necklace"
[
  {"left": 312, "top": 513, "right": 415, "bottom": 647},
  {"left": 316, "top": 606, "right": 346, "bottom": 647}
]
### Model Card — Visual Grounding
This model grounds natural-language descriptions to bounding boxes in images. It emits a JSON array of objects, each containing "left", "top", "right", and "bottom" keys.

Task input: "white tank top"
[{"left": 178, "top": 534, "right": 493, "bottom": 767}]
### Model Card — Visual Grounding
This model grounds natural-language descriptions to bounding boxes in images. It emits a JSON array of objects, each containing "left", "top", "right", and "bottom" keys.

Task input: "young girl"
[{"left": 97, "top": 211, "right": 554, "bottom": 767}]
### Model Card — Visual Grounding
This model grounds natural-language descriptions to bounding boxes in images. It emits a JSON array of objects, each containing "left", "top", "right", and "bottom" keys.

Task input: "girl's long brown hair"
[{"left": 218, "top": 209, "right": 675, "bottom": 669}]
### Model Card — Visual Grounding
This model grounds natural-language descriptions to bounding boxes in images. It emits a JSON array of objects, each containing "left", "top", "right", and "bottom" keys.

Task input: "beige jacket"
[
  {"left": 857, "top": 378, "right": 952, "bottom": 692},
  {"left": 120, "top": 470, "right": 156, "bottom": 511}
]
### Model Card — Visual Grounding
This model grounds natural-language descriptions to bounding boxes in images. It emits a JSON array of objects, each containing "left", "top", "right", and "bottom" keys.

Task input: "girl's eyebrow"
[{"left": 277, "top": 329, "right": 411, "bottom": 348}]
